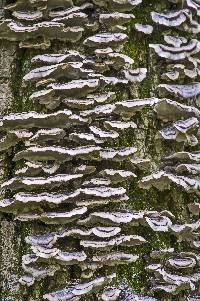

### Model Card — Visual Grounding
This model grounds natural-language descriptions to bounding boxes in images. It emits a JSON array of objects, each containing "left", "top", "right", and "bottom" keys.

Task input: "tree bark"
[{"left": 0, "top": 0, "right": 197, "bottom": 300}]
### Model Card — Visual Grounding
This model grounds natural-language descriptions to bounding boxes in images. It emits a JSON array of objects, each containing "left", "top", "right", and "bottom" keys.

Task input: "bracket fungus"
[
  {"left": 43, "top": 274, "right": 116, "bottom": 301},
  {"left": 3, "top": 0, "right": 200, "bottom": 300},
  {"left": 147, "top": 249, "right": 200, "bottom": 295},
  {"left": 100, "top": 287, "right": 121, "bottom": 301},
  {"left": 150, "top": 38, "right": 200, "bottom": 61},
  {"left": 80, "top": 235, "right": 146, "bottom": 249},
  {"left": 134, "top": 23, "right": 153, "bottom": 34},
  {"left": 133, "top": 0, "right": 200, "bottom": 299},
  {"left": 0, "top": 0, "right": 155, "bottom": 298},
  {"left": 157, "top": 117, "right": 199, "bottom": 146},
  {"left": 140, "top": 171, "right": 200, "bottom": 196},
  {"left": 158, "top": 83, "right": 200, "bottom": 99},
  {"left": 153, "top": 98, "right": 200, "bottom": 121}
]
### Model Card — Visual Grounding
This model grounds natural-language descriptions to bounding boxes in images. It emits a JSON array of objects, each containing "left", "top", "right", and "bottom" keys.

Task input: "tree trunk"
[{"left": 0, "top": 0, "right": 199, "bottom": 300}]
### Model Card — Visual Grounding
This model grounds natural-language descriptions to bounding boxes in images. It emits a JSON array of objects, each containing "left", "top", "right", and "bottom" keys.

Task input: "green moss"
[{"left": 10, "top": 47, "right": 45, "bottom": 113}]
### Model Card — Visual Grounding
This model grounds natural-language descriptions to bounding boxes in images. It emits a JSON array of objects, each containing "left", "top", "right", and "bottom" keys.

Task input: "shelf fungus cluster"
[
  {"left": 147, "top": 248, "right": 200, "bottom": 295},
  {"left": 2, "top": 0, "right": 200, "bottom": 299},
  {"left": 135, "top": 0, "right": 200, "bottom": 299},
  {"left": 0, "top": 0, "right": 172, "bottom": 300}
]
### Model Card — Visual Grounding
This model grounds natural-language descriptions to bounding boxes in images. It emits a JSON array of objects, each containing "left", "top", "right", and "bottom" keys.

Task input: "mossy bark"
[{"left": 0, "top": 1, "right": 193, "bottom": 300}]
